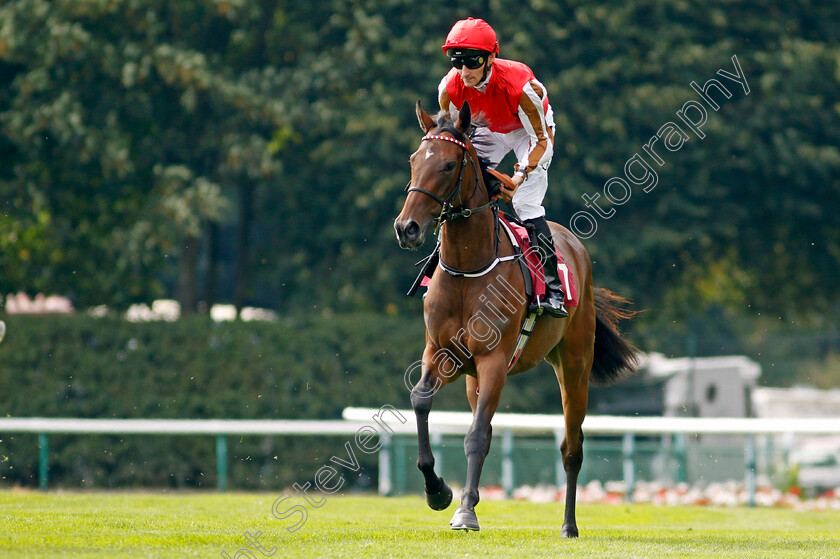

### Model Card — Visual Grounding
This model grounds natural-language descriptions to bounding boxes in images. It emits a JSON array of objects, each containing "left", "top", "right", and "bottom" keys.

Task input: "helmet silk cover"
[{"left": 442, "top": 18, "right": 499, "bottom": 55}]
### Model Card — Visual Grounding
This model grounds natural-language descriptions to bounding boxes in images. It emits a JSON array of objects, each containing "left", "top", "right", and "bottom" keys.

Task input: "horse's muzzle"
[{"left": 394, "top": 218, "right": 427, "bottom": 250}]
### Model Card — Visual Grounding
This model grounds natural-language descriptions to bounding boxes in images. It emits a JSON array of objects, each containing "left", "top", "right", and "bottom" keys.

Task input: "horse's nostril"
[
  {"left": 395, "top": 219, "right": 424, "bottom": 248},
  {"left": 405, "top": 221, "right": 420, "bottom": 239}
]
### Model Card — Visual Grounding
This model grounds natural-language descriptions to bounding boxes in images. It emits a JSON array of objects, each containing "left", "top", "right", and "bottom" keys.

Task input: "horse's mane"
[
  {"left": 433, "top": 110, "right": 490, "bottom": 142},
  {"left": 433, "top": 110, "right": 468, "bottom": 142}
]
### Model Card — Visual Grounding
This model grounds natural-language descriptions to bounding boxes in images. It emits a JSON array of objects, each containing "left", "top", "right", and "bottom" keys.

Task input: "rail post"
[
  {"left": 745, "top": 434, "right": 756, "bottom": 507},
  {"left": 378, "top": 432, "right": 392, "bottom": 496},
  {"left": 38, "top": 433, "right": 49, "bottom": 492},
  {"left": 216, "top": 434, "right": 228, "bottom": 492},
  {"left": 622, "top": 432, "right": 635, "bottom": 502},
  {"left": 501, "top": 428, "right": 514, "bottom": 498},
  {"left": 674, "top": 433, "right": 688, "bottom": 484}
]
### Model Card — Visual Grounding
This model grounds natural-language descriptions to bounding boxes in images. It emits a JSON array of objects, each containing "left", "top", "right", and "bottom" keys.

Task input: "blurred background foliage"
[
  {"left": 1, "top": 1, "right": 839, "bottom": 379},
  {"left": 2, "top": 0, "right": 840, "bottom": 489}
]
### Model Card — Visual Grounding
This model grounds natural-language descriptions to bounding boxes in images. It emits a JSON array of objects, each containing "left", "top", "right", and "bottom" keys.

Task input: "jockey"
[{"left": 438, "top": 18, "right": 568, "bottom": 318}]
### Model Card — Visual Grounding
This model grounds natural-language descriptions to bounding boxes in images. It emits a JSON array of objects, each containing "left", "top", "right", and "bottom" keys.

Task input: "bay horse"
[{"left": 393, "top": 101, "right": 638, "bottom": 536}]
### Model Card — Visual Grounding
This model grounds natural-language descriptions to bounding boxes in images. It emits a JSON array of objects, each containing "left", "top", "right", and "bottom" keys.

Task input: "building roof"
[{"left": 639, "top": 352, "right": 761, "bottom": 381}]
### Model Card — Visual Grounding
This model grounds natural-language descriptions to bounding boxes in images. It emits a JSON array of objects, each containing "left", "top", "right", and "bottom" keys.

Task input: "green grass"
[{"left": 1, "top": 492, "right": 838, "bottom": 558}]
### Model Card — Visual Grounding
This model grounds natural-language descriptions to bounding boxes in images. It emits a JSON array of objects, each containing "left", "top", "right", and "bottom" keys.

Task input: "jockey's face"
[{"left": 457, "top": 53, "right": 494, "bottom": 88}]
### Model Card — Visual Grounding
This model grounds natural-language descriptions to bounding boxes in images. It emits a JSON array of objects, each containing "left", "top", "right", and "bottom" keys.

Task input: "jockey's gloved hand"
[{"left": 486, "top": 169, "right": 517, "bottom": 203}]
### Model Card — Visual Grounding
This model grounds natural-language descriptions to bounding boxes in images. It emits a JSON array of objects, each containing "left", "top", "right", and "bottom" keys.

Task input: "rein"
[{"left": 406, "top": 134, "right": 496, "bottom": 235}]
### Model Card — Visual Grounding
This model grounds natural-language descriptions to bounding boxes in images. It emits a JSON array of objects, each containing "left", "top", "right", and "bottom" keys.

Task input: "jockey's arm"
[{"left": 514, "top": 79, "right": 554, "bottom": 182}]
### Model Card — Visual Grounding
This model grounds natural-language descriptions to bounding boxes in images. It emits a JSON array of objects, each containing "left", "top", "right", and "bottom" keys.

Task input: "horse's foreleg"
[
  {"left": 410, "top": 364, "right": 453, "bottom": 511},
  {"left": 450, "top": 359, "right": 505, "bottom": 531}
]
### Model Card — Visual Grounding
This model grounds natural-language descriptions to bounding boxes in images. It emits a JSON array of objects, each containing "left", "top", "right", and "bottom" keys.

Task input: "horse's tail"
[{"left": 591, "top": 288, "right": 639, "bottom": 385}]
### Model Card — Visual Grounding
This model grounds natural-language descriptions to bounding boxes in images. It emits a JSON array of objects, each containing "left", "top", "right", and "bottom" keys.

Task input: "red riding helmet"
[{"left": 441, "top": 18, "right": 499, "bottom": 55}]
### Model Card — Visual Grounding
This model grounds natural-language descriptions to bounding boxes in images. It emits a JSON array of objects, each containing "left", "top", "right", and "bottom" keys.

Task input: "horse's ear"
[
  {"left": 456, "top": 102, "right": 471, "bottom": 133},
  {"left": 416, "top": 100, "right": 435, "bottom": 133}
]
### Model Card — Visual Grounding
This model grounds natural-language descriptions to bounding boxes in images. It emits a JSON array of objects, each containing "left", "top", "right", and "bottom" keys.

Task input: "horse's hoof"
[
  {"left": 425, "top": 478, "right": 453, "bottom": 511},
  {"left": 449, "top": 506, "right": 480, "bottom": 531},
  {"left": 561, "top": 524, "right": 579, "bottom": 538}
]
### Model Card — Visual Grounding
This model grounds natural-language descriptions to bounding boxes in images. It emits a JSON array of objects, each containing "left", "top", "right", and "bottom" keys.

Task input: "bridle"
[
  {"left": 405, "top": 132, "right": 509, "bottom": 277},
  {"left": 401, "top": 128, "right": 540, "bottom": 373},
  {"left": 405, "top": 133, "right": 496, "bottom": 235}
]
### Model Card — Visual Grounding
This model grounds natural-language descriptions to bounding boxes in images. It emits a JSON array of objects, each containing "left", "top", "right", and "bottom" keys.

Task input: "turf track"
[{"left": 1, "top": 492, "right": 838, "bottom": 558}]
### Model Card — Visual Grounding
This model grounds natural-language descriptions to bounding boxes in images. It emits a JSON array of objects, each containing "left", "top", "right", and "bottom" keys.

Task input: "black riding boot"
[{"left": 526, "top": 217, "right": 569, "bottom": 318}]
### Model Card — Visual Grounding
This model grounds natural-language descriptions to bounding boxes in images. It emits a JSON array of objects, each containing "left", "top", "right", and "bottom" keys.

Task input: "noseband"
[{"left": 405, "top": 133, "right": 495, "bottom": 233}]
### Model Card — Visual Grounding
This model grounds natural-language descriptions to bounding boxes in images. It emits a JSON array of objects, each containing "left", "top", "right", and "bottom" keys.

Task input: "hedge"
[{"left": 0, "top": 312, "right": 568, "bottom": 489}]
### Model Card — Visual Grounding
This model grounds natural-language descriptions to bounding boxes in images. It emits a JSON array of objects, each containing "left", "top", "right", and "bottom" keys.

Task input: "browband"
[{"left": 421, "top": 134, "right": 469, "bottom": 151}]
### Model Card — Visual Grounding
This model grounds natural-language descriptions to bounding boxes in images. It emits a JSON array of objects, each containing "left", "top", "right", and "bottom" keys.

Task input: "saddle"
[
  {"left": 499, "top": 213, "right": 579, "bottom": 309},
  {"left": 409, "top": 212, "right": 578, "bottom": 310}
]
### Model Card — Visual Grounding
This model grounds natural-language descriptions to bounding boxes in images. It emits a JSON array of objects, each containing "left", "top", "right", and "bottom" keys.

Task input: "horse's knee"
[{"left": 410, "top": 384, "right": 434, "bottom": 414}]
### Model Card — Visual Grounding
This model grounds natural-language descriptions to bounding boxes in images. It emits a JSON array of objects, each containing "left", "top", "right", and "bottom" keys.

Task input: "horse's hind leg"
[
  {"left": 465, "top": 374, "right": 479, "bottom": 412},
  {"left": 551, "top": 332, "right": 595, "bottom": 538},
  {"left": 411, "top": 361, "right": 453, "bottom": 512}
]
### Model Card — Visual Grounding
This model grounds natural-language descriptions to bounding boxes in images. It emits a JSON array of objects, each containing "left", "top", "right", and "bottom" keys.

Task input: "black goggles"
[{"left": 450, "top": 54, "right": 486, "bottom": 70}]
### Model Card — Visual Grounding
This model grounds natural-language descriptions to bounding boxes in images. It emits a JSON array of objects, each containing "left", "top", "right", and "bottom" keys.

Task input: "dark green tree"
[
  {"left": 1, "top": 0, "right": 838, "bottom": 341},
  {"left": 0, "top": 0, "right": 287, "bottom": 310}
]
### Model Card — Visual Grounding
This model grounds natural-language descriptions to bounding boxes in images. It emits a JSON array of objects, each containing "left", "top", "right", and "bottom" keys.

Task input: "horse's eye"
[{"left": 443, "top": 161, "right": 456, "bottom": 173}]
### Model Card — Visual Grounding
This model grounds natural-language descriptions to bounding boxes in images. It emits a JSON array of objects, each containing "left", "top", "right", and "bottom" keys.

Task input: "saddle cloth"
[
  {"left": 420, "top": 214, "right": 578, "bottom": 308},
  {"left": 500, "top": 215, "right": 578, "bottom": 308}
]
